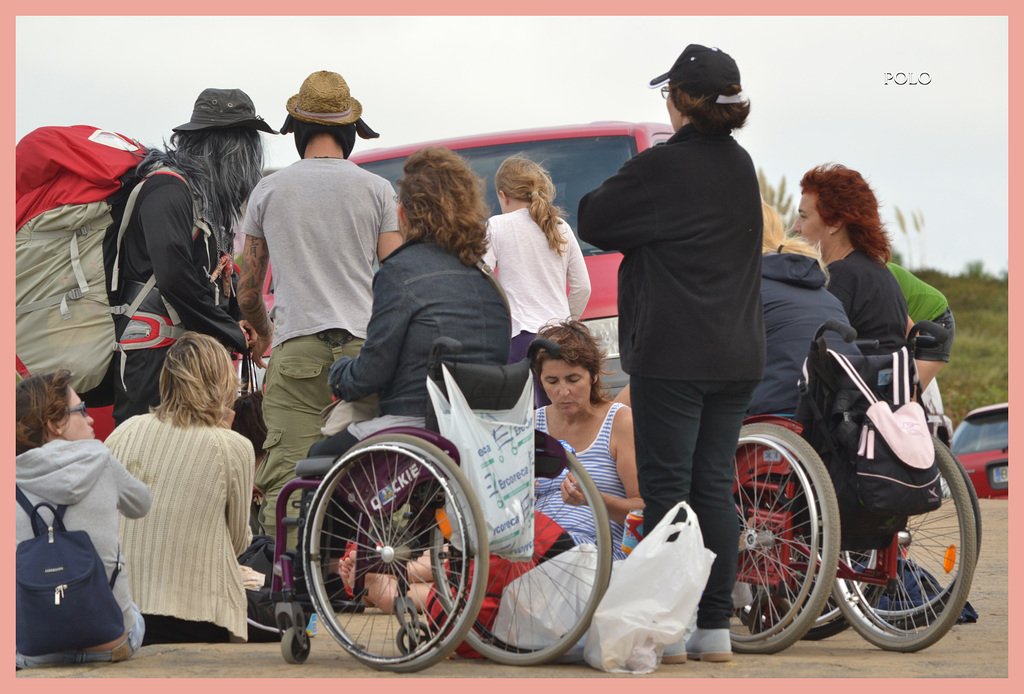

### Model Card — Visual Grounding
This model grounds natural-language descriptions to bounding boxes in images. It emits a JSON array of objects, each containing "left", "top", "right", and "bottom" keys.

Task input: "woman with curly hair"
[
  {"left": 312, "top": 146, "right": 511, "bottom": 455},
  {"left": 105, "top": 331, "right": 254, "bottom": 645},
  {"left": 794, "top": 163, "right": 908, "bottom": 355}
]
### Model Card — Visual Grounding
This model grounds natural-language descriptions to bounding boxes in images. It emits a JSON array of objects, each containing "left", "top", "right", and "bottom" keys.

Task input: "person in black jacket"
[
  {"left": 578, "top": 44, "right": 764, "bottom": 663},
  {"left": 106, "top": 88, "right": 276, "bottom": 425}
]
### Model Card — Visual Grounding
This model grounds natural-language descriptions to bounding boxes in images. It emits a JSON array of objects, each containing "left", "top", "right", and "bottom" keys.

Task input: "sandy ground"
[{"left": 16, "top": 499, "right": 1008, "bottom": 681}]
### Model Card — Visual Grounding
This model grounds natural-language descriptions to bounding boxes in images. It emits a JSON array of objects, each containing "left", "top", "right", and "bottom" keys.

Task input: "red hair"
[{"left": 800, "top": 164, "right": 892, "bottom": 263}]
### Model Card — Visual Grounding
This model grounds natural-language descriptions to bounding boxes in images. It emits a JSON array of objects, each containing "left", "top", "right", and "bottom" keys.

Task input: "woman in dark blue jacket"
[
  {"left": 311, "top": 147, "right": 511, "bottom": 456},
  {"left": 750, "top": 203, "right": 860, "bottom": 416}
]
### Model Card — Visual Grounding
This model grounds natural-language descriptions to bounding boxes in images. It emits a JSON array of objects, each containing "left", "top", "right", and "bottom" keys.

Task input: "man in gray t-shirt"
[{"left": 238, "top": 71, "right": 400, "bottom": 534}]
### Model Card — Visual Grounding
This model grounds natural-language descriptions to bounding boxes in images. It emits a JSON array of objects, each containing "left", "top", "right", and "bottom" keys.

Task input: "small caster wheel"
[
  {"left": 281, "top": 625, "right": 311, "bottom": 664},
  {"left": 397, "top": 622, "right": 432, "bottom": 654}
]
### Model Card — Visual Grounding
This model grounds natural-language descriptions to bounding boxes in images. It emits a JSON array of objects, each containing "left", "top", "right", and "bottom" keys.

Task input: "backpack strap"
[
  {"left": 16, "top": 487, "right": 68, "bottom": 538},
  {"left": 827, "top": 349, "right": 880, "bottom": 406},
  {"left": 892, "top": 347, "right": 912, "bottom": 406},
  {"left": 109, "top": 169, "right": 194, "bottom": 388},
  {"left": 109, "top": 168, "right": 188, "bottom": 292}
]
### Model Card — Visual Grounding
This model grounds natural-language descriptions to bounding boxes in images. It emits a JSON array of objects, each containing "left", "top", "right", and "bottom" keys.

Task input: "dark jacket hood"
[{"left": 762, "top": 252, "right": 827, "bottom": 290}]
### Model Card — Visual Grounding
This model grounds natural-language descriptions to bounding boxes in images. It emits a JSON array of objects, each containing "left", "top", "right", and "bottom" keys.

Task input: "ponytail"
[{"left": 496, "top": 156, "right": 568, "bottom": 255}]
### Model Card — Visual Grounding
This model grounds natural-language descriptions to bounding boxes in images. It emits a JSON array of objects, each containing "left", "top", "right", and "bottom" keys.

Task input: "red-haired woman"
[{"left": 794, "top": 164, "right": 908, "bottom": 355}]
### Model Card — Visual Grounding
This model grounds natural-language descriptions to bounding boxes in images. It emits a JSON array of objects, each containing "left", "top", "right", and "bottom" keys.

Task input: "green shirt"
[{"left": 887, "top": 263, "right": 948, "bottom": 323}]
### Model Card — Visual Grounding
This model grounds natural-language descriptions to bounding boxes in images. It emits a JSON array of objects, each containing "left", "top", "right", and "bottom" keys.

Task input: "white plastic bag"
[
  {"left": 426, "top": 364, "right": 535, "bottom": 560},
  {"left": 583, "top": 501, "right": 716, "bottom": 674},
  {"left": 491, "top": 544, "right": 599, "bottom": 660}
]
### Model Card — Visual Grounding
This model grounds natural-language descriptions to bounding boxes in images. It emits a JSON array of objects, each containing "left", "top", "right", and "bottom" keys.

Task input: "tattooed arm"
[{"left": 238, "top": 234, "right": 273, "bottom": 369}]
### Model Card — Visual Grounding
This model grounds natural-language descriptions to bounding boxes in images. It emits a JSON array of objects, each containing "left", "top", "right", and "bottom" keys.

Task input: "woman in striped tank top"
[{"left": 532, "top": 320, "right": 643, "bottom": 560}]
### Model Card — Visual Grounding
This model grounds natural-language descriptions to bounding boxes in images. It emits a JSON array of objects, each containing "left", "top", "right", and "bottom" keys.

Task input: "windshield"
[
  {"left": 359, "top": 136, "right": 639, "bottom": 255},
  {"left": 952, "top": 410, "right": 1008, "bottom": 455}
]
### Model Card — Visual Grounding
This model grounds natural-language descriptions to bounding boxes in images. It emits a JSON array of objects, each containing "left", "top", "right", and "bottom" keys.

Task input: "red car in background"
[{"left": 952, "top": 402, "right": 1009, "bottom": 499}]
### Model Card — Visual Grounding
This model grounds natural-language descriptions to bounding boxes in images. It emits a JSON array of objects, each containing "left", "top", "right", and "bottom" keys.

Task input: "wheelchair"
[
  {"left": 268, "top": 338, "right": 612, "bottom": 671},
  {"left": 730, "top": 320, "right": 978, "bottom": 654}
]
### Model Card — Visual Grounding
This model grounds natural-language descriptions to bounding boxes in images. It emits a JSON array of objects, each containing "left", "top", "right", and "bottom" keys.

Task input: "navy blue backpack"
[{"left": 16, "top": 487, "right": 125, "bottom": 656}]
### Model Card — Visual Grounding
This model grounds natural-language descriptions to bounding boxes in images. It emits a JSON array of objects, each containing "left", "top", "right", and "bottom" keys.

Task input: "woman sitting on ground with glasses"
[
  {"left": 16, "top": 371, "right": 153, "bottom": 668},
  {"left": 106, "top": 331, "right": 255, "bottom": 645}
]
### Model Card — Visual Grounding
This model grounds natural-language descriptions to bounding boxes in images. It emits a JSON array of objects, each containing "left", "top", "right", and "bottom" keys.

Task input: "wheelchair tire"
[
  {"left": 458, "top": 451, "right": 613, "bottom": 665},
  {"left": 302, "top": 434, "right": 489, "bottom": 672},
  {"left": 280, "top": 626, "right": 310, "bottom": 664},
  {"left": 835, "top": 436, "right": 978, "bottom": 652},
  {"left": 730, "top": 422, "right": 841, "bottom": 654}
]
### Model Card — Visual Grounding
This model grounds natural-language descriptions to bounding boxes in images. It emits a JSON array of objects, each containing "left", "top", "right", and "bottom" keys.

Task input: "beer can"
[{"left": 621, "top": 509, "right": 644, "bottom": 555}]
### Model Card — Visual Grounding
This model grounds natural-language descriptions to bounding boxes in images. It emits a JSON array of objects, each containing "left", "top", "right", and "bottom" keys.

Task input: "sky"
[{"left": 14, "top": 14, "right": 1009, "bottom": 277}]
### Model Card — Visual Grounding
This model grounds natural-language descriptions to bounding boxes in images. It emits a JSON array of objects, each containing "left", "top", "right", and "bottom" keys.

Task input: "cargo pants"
[{"left": 255, "top": 330, "right": 363, "bottom": 542}]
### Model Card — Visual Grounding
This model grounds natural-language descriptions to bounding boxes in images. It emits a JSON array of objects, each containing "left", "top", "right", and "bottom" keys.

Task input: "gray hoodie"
[{"left": 16, "top": 438, "right": 152, "bottom": 633}]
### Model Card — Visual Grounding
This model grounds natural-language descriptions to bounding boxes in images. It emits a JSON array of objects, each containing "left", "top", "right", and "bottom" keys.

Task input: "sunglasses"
[
  {"left": 69, "top": 402, "right": 88, "bottom": 418},
  {"left": 660, "top": 85, "right": 671, "bottom": 99}
]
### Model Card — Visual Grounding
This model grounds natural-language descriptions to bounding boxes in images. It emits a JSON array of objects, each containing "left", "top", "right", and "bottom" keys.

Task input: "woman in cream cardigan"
[{"left": 107, "top": 332, "right": 254, "bottom": 644}]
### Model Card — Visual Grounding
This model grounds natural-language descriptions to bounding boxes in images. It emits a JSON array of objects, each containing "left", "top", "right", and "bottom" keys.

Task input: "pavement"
[{"left": 15, "top": 499, "right": 1009, "bottom": 681}]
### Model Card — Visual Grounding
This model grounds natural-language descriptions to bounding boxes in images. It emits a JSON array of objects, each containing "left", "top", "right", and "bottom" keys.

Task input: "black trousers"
[
  {"left": 142, "top": 614, "right": 231, "bottom": 645},
  {"left": 630, "top": 375, "right": 758, "bottom": 630}
]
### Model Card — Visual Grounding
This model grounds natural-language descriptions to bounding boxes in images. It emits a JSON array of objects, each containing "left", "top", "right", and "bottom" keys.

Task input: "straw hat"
[{"left": 286, "top": 71, "right": 362, "bottom": 127}]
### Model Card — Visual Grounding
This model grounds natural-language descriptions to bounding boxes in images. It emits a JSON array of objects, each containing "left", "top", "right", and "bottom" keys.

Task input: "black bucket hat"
[
  {"left": 649, "top": 44, "right": 741, "bottom": 98},
  {"left": 173, "top": 87, "right": 277, "bottom": 134}
]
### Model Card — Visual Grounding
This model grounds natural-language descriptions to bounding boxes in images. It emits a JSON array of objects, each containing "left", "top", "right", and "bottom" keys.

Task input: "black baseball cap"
[{"left": 649, "top": 44, "right": 741, "bottom": 97}]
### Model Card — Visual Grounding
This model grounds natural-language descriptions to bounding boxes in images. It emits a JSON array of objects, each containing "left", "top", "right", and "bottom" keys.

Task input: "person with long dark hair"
[{"left": 109, "top": 87, "right": 275, "bottom": 425}]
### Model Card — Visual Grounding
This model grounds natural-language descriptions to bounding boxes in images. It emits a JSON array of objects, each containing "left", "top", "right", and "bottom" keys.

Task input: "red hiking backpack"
[{"left": 16, "top": 126, "right": 194, "bottom": 392}]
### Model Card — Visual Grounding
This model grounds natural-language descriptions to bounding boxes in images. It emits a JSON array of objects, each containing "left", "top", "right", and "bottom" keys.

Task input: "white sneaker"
[
  {"left": 662, "top": 636, "right": 687, "bottom": 664},
  {"left": 686, "top": 628, "right": 732, "bottom": 662}
]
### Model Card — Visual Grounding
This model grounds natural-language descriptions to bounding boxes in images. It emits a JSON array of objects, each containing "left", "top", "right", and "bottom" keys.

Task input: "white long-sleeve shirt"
[{"left": 483, "top": 208, "right": 592, "bottom": 335}]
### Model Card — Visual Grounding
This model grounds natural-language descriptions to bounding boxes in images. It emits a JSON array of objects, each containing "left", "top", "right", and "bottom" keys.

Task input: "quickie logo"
[{"left": 370, "top": 462, "right": 422, "bottom": 511}]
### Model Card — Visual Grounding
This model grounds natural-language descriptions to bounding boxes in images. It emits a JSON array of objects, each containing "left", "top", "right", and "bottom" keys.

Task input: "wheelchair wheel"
[
  {"left": 806, "top": 438, "right": 982, "bottom": 643},
  {"left": 835, "top": 438, "right": 978, "bottom": 652},
  {"left": 731, "top": 422, "right": 841, "bottom": 654},
  {"left": 456, "top": 451, "right": 613, "bottom": 665},
  {"left": 302, "top": 434, "right": 489, "bottom": 672},
  {"left": 280, "top": 626, "right": 310, "bottom": 664}
]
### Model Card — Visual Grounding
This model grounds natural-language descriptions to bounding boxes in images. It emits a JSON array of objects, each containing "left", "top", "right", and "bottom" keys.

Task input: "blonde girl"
[{"left": 484, "top": 156, "right": 591, "bottom": 403}]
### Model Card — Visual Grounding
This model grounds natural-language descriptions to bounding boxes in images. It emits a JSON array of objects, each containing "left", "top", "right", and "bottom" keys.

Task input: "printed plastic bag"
[
  {"left": 426, "top": 364, "right": 535, "bottom": 560},
  {"left": 584, "top": 501, "right": 715, "bottom": 674},
  {"left": 491, "top": 544, "right": 599, "bottom": 660}
]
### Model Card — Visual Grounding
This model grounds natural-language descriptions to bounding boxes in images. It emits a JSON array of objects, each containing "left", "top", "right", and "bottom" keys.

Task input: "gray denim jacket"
[{"left": 328, "top": 240, "right": 510, "bottom": 416}]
